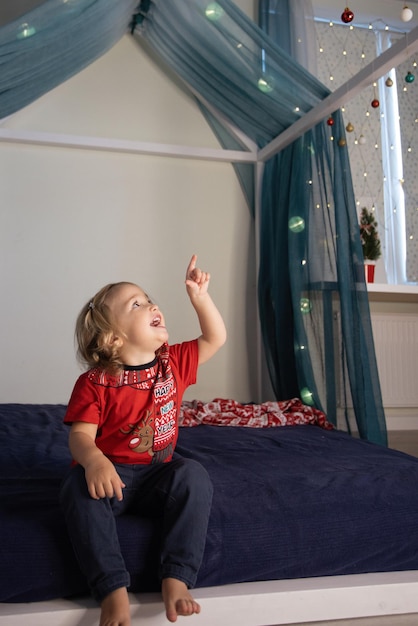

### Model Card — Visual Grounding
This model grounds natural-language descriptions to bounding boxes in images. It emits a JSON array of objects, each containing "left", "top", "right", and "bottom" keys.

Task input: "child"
[{"left": 59, "top": 255, "right": 226, "bottom": 626}]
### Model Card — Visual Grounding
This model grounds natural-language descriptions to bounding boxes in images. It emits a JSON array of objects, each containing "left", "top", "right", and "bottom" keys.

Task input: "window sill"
[{"left": 367, "top": 283, "right": 418, "bottom": 302}]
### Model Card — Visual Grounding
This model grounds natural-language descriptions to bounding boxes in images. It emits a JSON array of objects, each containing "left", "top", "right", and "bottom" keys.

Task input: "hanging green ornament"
[
  {"left": 405, "top": 71, "right": 415, "bottom": 83},
  {"left": 300, "top": 298, "right": 312, "bottom": 314},
  {"left": 300, "top": 387, "right": 314, "bottom": 406},
  {"left": 288, "top": 216, "right": 305, "bottom": 233},
  {"left": 16, "top": 22, "right": 37, "bottom": 39},
  {"left": 257, "top": 76, "right": 274, "bottom": 93},
  {"left": 205, "top": 3, "right": 224, "bottom": 20}
]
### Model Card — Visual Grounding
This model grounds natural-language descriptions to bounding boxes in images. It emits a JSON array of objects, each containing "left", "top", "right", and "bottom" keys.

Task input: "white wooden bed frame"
[{"left": 2, "top": 571, "right": 418, "bottom": 625}]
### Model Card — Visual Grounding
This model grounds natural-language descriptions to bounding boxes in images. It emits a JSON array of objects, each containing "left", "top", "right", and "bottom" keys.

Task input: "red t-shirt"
[{"left": 64, "top": 340, "right": 198, "bottom": 464}]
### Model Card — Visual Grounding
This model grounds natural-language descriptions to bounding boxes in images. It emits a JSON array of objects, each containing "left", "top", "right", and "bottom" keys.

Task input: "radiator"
[{"left": 371, "top": 313, "right": 418, "bottom": 407}]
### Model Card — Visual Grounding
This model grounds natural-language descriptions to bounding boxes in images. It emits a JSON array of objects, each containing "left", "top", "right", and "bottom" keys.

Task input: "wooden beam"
[
  {"left": 0, "top": 128, "right": 257, "bottom": 163},
  {"left": 258, "top": 25, "right": 418, "bottom": 162}
]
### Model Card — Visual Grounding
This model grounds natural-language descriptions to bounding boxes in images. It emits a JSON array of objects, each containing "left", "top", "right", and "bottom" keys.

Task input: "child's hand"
[
  {"left": 185, "top": 254, "right": 210, "bottom": 298},
  {"left": 84, "top": 456, "right": 125, "bottom": 501},
  {"left": 184, "top": 253, "right": 226, "bottom": 364}
]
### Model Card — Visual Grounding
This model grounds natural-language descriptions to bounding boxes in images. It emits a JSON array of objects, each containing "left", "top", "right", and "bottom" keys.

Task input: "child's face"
[{"left": 105, "top": 283, "right": 168, "bottom": 364}]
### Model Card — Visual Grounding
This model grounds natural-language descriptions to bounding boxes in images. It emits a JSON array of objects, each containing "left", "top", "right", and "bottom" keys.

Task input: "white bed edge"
[{"left": 2, "top": 571, "right": 418, "bottom": 625}]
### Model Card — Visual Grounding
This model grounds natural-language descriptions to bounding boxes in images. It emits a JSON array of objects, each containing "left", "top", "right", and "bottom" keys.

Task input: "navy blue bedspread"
[{"left": 1, "top": 403, "right": 418, "bottom": 603}]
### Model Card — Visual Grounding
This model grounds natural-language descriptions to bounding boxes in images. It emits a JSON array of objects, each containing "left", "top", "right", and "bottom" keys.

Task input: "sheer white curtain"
[{"left": 377, "top": 31, "right": 407, "bottom": 284}]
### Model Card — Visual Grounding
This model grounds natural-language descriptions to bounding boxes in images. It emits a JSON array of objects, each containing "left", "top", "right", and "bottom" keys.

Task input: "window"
[{"left": 315, "top": 19, "right": 417, "bottom": 284}]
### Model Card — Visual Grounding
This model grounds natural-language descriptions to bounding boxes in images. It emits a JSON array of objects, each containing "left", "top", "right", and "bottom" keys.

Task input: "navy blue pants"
[{"left": 59, "top": 456, "right": 213, "bottom": 602}]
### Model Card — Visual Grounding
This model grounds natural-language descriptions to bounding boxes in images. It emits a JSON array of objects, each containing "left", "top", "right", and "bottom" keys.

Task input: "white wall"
[{"left": 0, "top": 32, "right": 258, "bottom": 404}]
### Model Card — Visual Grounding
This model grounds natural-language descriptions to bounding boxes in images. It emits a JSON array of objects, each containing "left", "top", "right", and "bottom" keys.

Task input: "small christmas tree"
[{"left": 359, "top": 207, "right": 381, "bottom": 261}]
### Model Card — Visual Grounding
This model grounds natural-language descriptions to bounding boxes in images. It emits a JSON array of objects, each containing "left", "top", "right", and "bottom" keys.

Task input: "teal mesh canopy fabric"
[
  {"left": 0, "top": 0, "right": 138, "bottom": 119},
  {"left": 257, "top": 0, "right": 386, "bottom": 444},
  {"left": 135, "top": 0, "right": 386, "bottom": 444}
]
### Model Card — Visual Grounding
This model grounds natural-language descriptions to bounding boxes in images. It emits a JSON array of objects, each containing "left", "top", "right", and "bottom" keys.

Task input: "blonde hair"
[{"left": 75, "top": 282, "right": 132, "bottom": 373}]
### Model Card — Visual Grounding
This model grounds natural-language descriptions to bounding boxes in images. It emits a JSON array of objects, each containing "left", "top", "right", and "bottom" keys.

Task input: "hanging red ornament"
[
  {"left": 371, "top": 98, "right": 380, "bottom": 108},
  {"left": 327, "top": 116, "right": 335, "bottom": 126},
  {"left": 341, "top": 7, "right": 354, "bottom": 23}
]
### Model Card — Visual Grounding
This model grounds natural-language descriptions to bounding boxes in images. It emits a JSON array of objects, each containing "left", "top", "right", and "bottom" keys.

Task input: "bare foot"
[
  {"left": 161, "top": 577, "right": 201, "bottom": 623},
  {"left": 100, "top": 587, "right": 131, "bottom": 626}
]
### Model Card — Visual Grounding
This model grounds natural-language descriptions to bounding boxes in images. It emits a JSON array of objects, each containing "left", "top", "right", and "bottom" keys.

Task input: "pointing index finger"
[{"left": 186, "top": 254, "right": 197, "bottom": 279}]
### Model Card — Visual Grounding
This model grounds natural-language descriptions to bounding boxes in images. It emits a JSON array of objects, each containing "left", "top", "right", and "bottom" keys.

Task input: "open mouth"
[{"left": 151, "top": 315, "right": 162, "bottom": 327}]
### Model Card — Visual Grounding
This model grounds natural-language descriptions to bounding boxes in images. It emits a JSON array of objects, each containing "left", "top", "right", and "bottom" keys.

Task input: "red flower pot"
[{"left": 364, "top": 262, "right": 376, "bottom": 283}]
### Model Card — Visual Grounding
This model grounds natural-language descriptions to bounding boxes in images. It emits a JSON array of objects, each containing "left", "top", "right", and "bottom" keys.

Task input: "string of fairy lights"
[
  {"left": 314, "top": 6, "right": 418, "bottom": 281},
  {"left": 316, "top": 20, "right": 384, "bottom": 216}
]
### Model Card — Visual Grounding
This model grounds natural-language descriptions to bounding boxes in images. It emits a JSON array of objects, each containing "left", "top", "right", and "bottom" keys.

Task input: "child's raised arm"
[{"left": 185, "top": 254, "right": 227, "bottom": 365}]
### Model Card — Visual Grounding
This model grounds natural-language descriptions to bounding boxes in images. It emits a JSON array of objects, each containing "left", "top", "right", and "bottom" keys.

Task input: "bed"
[{"left": 1, "top": 401, "right": 418, "bottom": 625}]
